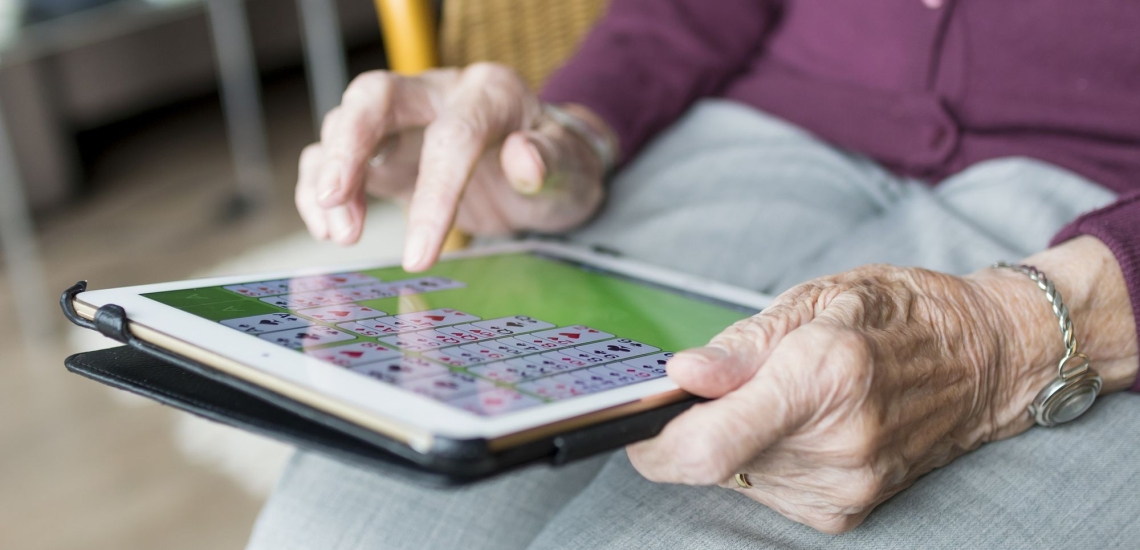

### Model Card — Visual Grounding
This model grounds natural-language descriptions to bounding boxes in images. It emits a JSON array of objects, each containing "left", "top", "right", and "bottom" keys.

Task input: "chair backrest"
[{"left": 440, "top": 0, "right": 608, "bottom": 89}]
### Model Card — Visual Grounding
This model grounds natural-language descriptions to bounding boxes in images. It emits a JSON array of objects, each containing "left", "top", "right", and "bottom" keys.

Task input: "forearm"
[
  {"left": 541, "top": 0, "right": 780, "bottom": 161},
  {"left": 970, "top": 236, "right": 1139, "bottom": 437}
]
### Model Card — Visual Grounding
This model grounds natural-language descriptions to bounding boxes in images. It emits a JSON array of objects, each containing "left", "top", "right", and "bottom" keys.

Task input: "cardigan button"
[{"left": 922, "top": 0, "right": 943, "bottom": 9}]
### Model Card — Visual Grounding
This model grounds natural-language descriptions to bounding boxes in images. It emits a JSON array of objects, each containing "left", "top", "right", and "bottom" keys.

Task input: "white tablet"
[{"left": 70, "top": 241, "right": 769, "bottom": 470}]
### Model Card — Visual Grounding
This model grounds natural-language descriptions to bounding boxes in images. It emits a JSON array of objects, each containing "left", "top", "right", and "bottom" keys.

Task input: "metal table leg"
[
  {"left": 205, "top": 0, "right": 274, "bottom": 217},
  {"left": 0, "top": 104, "right": 52, "bottom": 351},
  {"left": 297, "top": 0, "right": 349, "bottom": 133}
]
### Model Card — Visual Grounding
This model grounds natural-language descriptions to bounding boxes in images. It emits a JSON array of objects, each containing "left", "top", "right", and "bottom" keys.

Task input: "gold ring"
[{"left": 733, "top": 473, "right": 753, "bottom": 489}]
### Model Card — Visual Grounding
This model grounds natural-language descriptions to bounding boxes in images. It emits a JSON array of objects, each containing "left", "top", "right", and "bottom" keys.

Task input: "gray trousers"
[{"left": 247, "top": 101, "right": 1140, "bottom": 549}]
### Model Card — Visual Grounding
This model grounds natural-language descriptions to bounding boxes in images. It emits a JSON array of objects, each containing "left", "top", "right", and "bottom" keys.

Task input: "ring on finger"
[{"left": 733, "top": 473, "right": 753, "bottom": 489}]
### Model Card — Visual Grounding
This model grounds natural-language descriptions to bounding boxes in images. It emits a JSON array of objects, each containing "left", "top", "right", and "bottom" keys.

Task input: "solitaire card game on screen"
[{"left": 143, "top": 252, "right": 753, "bottom": 417}]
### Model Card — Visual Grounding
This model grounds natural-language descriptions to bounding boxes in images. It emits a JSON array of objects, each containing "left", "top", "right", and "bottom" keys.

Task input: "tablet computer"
[{"left": 67, "top": 241, "right": 769, "bottom": 479}]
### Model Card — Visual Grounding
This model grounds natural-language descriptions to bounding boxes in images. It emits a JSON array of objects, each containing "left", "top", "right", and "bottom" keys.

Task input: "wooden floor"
[{"left": 0, "top": 69, "right": 335, "bottom": 550}]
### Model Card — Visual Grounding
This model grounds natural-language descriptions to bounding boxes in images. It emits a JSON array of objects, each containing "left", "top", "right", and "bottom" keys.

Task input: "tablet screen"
[{"left": 141, "top": 252, "right": 755, "bottom": 417}]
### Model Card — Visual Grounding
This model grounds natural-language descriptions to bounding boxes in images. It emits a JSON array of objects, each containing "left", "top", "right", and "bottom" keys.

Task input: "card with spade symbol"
[
  {"left": 574, "top": 338, "right": 660, "bottom": 361},
  {"left": 220, "top": 312, "right": 314, "bottom": 334},
  {"left": 257, "top": 325, "right": 355, "bottom": 349}
]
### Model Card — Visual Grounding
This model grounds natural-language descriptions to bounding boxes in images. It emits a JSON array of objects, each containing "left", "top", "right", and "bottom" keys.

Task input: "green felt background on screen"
[{"left": 144, "top": 253, "right": 751, "bottom": 352}]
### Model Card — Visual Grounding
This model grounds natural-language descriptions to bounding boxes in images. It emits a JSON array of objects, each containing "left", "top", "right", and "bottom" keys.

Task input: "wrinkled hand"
[
  {"left": 296, "top": 62, "right": 609, "bottom": 271},
  {"left": 628, "top": 264, "right": 1061, "bottom": 533}
]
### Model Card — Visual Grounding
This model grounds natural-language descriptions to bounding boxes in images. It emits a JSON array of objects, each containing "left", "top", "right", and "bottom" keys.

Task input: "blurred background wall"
[
  {"left": 0, "top": 1, "right": 604, "bottom": 547},
  {"left": 0, "top": 2, "right": 390, "bottom": 549}
]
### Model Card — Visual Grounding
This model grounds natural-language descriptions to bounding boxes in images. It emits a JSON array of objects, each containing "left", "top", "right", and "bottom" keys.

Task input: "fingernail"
[
  {"left": 685, "top": 346, "right": 729, "bottom": 364},
  {"left": 403, "top": 230, "right": 429, "bottom": 271},
  {"left": 509, "top": 142, "right": 546, "bottom": 195},
  {"left": 329, "top": 206, "right": 354, "bottom": 242}
]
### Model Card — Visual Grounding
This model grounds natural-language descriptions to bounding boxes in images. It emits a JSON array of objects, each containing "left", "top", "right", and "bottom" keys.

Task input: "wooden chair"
[{"left": 370, "top": 0, "right": 607, "bottom": 250}]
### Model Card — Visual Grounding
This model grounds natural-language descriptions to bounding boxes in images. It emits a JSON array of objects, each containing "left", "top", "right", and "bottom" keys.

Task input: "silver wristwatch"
[{"left": 994, "top": 263, "right": 1102, "bottom": 426}]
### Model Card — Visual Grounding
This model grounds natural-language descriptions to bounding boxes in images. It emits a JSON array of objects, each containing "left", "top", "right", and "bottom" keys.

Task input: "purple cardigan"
[{"left": 541, "top": 0, "right": 1140, "bottom": 392}]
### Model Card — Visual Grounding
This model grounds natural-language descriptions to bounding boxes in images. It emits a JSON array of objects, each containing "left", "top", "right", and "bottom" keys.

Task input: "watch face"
[{"left": 1053, "top": 386, "right": 1097, "bottom": 424}]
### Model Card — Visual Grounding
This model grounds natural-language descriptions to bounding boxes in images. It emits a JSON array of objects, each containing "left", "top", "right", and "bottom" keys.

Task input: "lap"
[
  {"left": 245, "top": 452, "right": 609, "bottom": 550},
  {"left": 247, "top": 100, "right": 1135, "bottom": 549},
  {"left": 529, "top": 393, "right": 1140, "bottom": 550}
]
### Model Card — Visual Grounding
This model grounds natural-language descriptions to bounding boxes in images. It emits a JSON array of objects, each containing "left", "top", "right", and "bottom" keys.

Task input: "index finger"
[
  {"left": 401, "top": 112, "right": 488, "bottom": 272},
  {"left": 402, "top": 66, "right": 523, "bottom": 271},
  {"left": 319, "top": 71, "right": 439, "bottom": 207}
]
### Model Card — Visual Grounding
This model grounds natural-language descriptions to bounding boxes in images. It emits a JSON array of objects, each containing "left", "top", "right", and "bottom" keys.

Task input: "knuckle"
[
  {"left": 808, "top": 513, "right": 861, "bottom": 535},
  {"left": 463, "top": 61, "right": 510, "bottom": 81},
  {"left": 299, "top": 144, "right": 323, "bottom": 167},
  {"left": 427, "top": 118, "right": 484, "bottom": 147},
  {"left": 828, "top": 329, "right": 873, "bottom": 377},
  {"left": 343, "top": 70, "right": 393, "bottom": 103},
  {"left": 318, "top": 107, "right": 341, "bottom": 138},
  {"left": 838, "top": 468, "right": 883, "bottom": 508},
  {"left": 669, "top": 435, "right": 735, "bottom": 485}
]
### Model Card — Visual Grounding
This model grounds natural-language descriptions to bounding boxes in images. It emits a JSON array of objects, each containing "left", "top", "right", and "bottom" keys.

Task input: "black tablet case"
[{"left": 61, "top": 281, "right": 698, "bottom": 486}]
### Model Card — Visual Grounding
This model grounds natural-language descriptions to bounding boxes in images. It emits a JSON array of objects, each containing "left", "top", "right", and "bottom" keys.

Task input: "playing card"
[
  {"left": 511, "top": 332, "right": 568, "bottom": 351},
  {"left": 503, "top": 355, "right": 570, "bottom": 377},
  {"left": 349, "top": 355, "right": 450, "bottom": 384},
  {"left": 399, "top": 372, "right": 496, "bottom": 401},
  {"left": 471, "top": 339, "right": 526, "bottom": 356},
  {"left": 458, "top": 343, "right": 513, "bottom": 362},
  {"left": 602, "top": 362, "right": 658, "bottom": 381},
  {"left": 471, "top": 315, "right": 555, "bottom": 336},
  {"left": 258, "top": 325, "right": 355, "bottom": 349},
  {"left": 492, "top": 336, "right": 546, "bottom": 354},
  {"left": 446, "top": 388, "right": 543, "bottom": 416},
  {"left": 552, "top": 347, "right": 609, "bottom": 365},
  {"left": 572, "top": 338, "right": 660, "bottom": 362},
  {"left": 324, "top": 272, "right": 382, "bottom": 287},
  {"left": 224, "top": 281, "right": 290, "bottom": 298},
  {"left": 360, "top": 316, "right": 421, "bottom": 334},
  {"left": 305, "top": 341, "right": 402, "bottom": 367},
  {"left": 425, "top": 327, "right": 485, "bottom": 345},
  {"left": 355, "top": 317, "right": 414, "bottom": 335},
  {"left": 447, "top": 323, "right": 500, "bottom": 341},
  {"left": 419, "top": 347, "right": 486, "bottom": 367},
  {"left": 517, "top": 373, "right": 590, "bottom": 400},
  {"left": 339, "top": 283, "right": 399, "bottom": 301},
  {"left": 407, "top": 276, "right": 466, "bottom": 292},
  {"left": 282, "top": 275, "right": 340, "bottom": 292},
  {"left": 297, "top": 303, "right": 388, "bottom": 323},
  {"left": 588, "top": 364, "right": 644, "bottom": 385},
  {"left": 390, "top": 308, "right": 479, "bottom": 329},
  {"left": 220, "top": 312, "right": 313, "bottom": 334},
  {"left": 528, "top": 326, "right": 613, "bottom": 347},
  {"left": 336, "top": 321, "right": 389, "bottom": 338},
  {"left": 567, "top": 366, "right": 622, "bottom": 390},
  {"left": 468, "top": 360, "right": 534, "bottom": 382},
  {"left": 379, "top": 332, "right": 445, "bottom": 351},
  {"left": 541, "top": 351, "right": 592, "bottom": 370},
  {"left": 620, "top": 352, "right": 674, "bottom": 377},
  {"left": 259, "top": 289, "right": 354, "bottom": 310}
]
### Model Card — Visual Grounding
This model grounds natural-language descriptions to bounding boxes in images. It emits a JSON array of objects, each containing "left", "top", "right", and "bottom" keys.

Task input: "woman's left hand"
[{"left": 627, "top": 248, "right": 1138, "bottom": 533}]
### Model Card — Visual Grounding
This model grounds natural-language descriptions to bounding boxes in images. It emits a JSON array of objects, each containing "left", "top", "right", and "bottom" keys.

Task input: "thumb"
[
  {"left": 668, "top": 302, "right": 813, "bottom": 398},
  {"left": 500, "top": 131, "right": 548, "bottom": 194}
]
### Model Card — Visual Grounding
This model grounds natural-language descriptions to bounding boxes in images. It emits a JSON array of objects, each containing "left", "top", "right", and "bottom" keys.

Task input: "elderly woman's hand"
[
  {"left": 296, "top": 62, "right": 611, "bottom": 271},
  {"left": 627, "top": 237, "right": 1138, "bottom": 533}
]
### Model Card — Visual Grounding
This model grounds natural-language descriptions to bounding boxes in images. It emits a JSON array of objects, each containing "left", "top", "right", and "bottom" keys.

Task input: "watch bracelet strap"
[
  {"left": 542, "top": 103, "right": 617, "bottom": 175},
  {"left": 993, "top": 262, "right": 1101, "bottom": 426}
]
